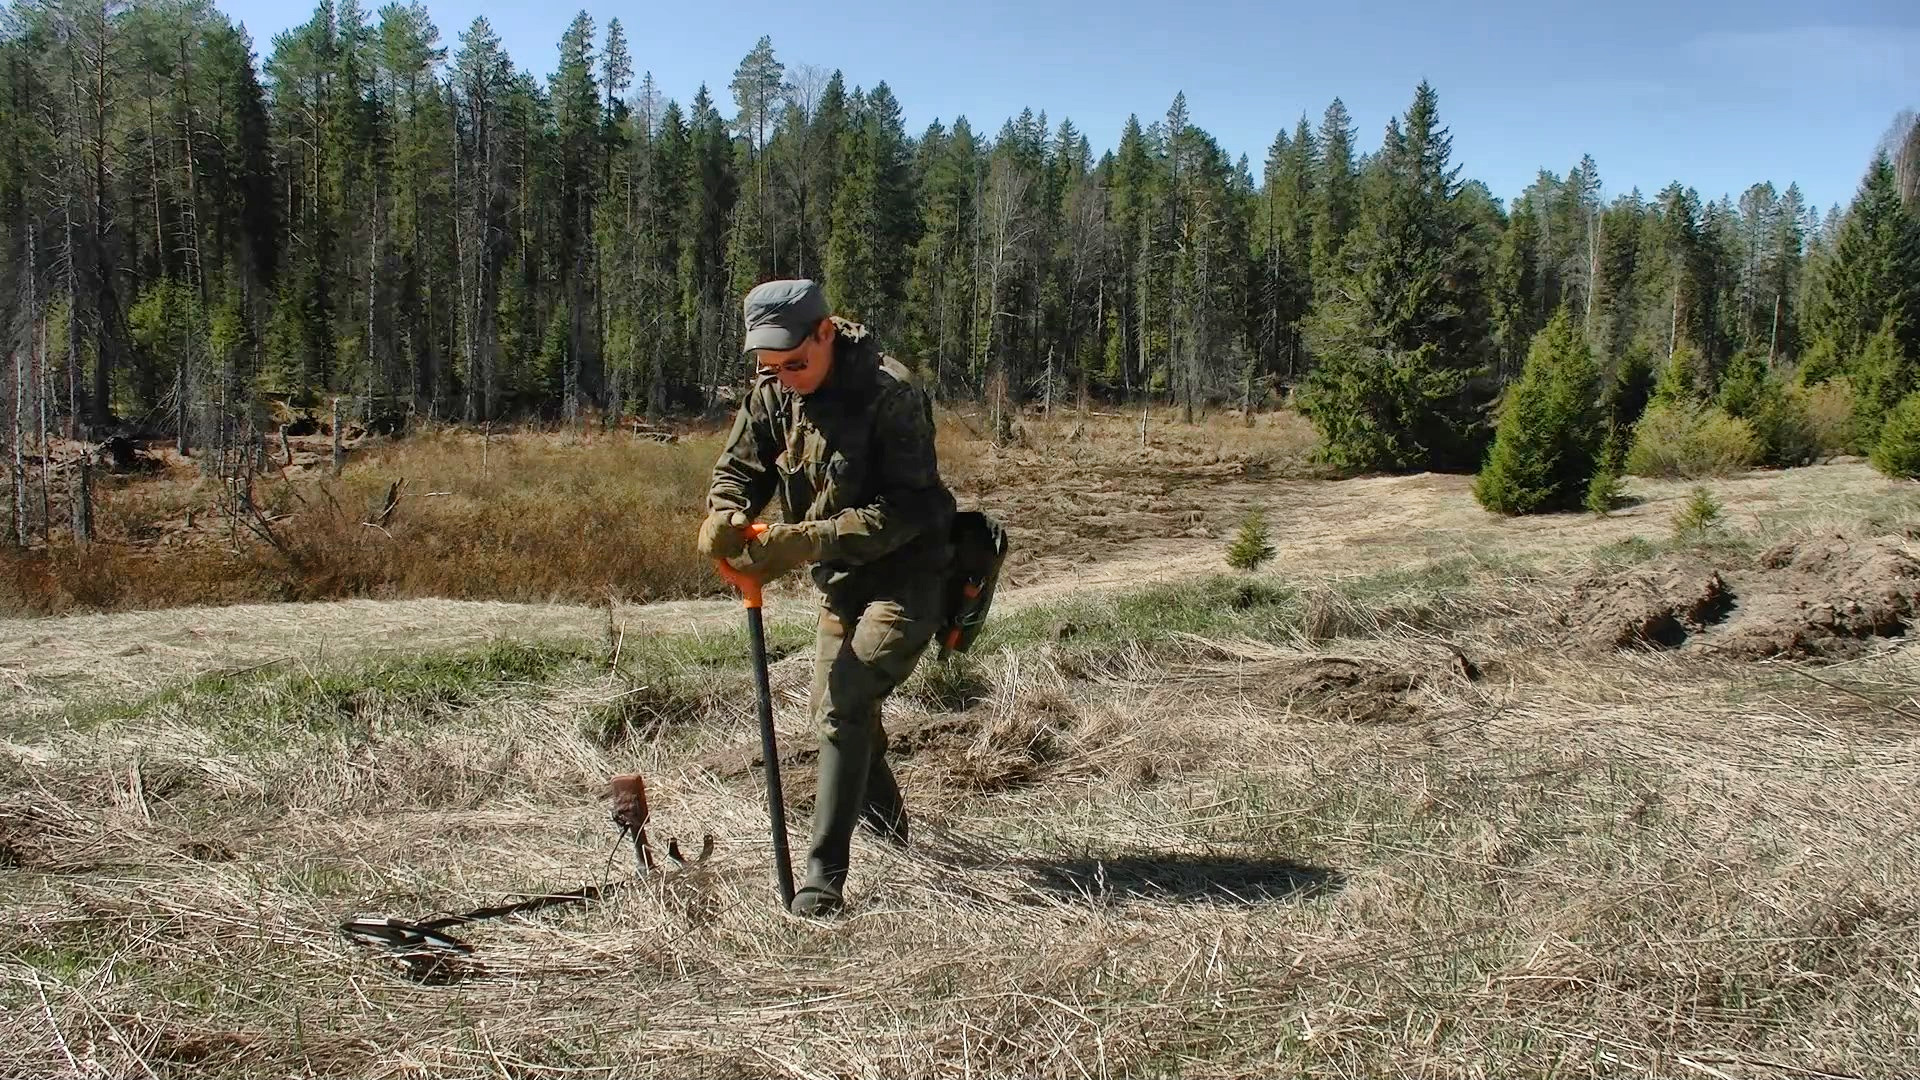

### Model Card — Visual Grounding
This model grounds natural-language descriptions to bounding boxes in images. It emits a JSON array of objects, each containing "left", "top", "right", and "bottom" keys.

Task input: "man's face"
[{"left": 754, "top": 320, "right": 834, "bottom": 395}]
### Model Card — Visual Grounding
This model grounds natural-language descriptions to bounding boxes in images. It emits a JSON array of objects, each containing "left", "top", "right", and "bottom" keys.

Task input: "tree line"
[{"left": 2, "top": 0, "right": 1916, "bottom": 475}]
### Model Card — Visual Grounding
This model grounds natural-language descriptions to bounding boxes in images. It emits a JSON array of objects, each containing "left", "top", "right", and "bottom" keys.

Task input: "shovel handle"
[
  {"left": 713, "top": 518, "right": 795, "bottom": 907},
  {"left": 715, "top": 523, "right": 772, "bottom": 608}
]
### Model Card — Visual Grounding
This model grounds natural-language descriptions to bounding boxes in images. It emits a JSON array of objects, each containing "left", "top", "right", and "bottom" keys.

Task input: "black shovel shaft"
[{"left": 747, "top": 606, "right": 795, "bottom": 908}]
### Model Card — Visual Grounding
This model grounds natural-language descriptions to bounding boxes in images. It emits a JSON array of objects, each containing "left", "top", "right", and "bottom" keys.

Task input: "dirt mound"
[
  {"left": 1565, "top": 560, "right": 1733, "bottom": 650},
  {"left": 1713, "top": 537, "right": 1920, "bottom": 660},
  {"left": 1269, "top": 657, "right": 1421, "bottom": 724},
  {"left": 1565, "top": 537, "right": 1920, "bottom": 660}
]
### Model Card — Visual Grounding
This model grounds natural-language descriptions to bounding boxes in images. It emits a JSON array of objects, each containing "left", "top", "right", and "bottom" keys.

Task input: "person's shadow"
[
  {"left": 909, "top": 828, "right": 1343, "bottom": 908},
  {"left": 1018, "top": 852, "right": 1342, "bottom": 906}
]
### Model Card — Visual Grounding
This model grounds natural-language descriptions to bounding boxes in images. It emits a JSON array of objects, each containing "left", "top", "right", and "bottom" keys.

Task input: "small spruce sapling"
[
  {"left": 1585, "top": 465, "right": 1626, "bottom": 516},
  {"left": 1585, "top": 426, "right": 1626, "bottom": 515},
  {"left": 1226, "top": 508, "right": 1276, "bottom": 572},
  {"left": 1672, "top": 485, "right": 1725, "bottom": 542}
]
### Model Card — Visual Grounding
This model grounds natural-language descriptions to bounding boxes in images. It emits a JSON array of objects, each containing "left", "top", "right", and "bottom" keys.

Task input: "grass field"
[
  {"left": 3, "top": 417, "right": 1920, "bottom": 1078},
  {"left": 0, "top": 406, "right": 1318, "bottom": 617}
]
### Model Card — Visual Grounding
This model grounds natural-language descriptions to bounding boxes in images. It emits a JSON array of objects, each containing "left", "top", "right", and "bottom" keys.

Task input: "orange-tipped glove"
[
  {"left": 697, "top": 510, "right": 751, "bottom": 559},
  {"left": 726, "top": 521, "right": 834, "bottom": 582}
]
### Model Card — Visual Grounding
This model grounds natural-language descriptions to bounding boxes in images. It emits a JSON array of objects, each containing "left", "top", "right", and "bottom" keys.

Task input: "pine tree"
[
  {"left": 1298, "top": 82, "right": 1493, "bottom": 472},
  {"left": 729, "top": 36, "right": 786, "bottom": 282},
  {"left": 1850, "top": 318, "right": 1914, "bottom": 449},
  {"left": 1473, "top": 310, "right": 1603, "bottom": 514},
  {"left": 1810, "top": 155, "right": 1920, "bottom": 368},
  {"left": 1225, "top": 508, "right": 1275, "bottom": 571},
  {"left": 1310, "top": 98, "right": 1356, "bottom": 285}
]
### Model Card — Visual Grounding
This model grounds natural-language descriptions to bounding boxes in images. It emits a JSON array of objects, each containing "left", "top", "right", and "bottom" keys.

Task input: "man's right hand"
[{"left": 697, "top": 510, "right": 751, "bottom": 559}]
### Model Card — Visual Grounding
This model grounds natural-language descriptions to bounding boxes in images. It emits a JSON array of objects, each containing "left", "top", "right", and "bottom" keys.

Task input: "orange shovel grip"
[{"left": 715, "top": 523, "right": 772, "bottom": 609}]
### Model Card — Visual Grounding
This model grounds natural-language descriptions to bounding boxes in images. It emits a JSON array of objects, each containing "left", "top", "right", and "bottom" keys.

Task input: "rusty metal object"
[{"left": 608, "top": 772, "right": 654, "bottom": 874}]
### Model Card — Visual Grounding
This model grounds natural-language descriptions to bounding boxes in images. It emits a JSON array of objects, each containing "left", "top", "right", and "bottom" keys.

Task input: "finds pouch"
[{"left": 938, "top": 510, "right": 1009, "bottom": 654}]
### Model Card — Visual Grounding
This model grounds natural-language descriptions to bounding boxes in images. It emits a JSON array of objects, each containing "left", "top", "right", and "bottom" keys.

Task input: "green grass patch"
[
  {"left": 981, "top": 557, "right": 1501, "bottom": 660},
  {"left": 587, "top": 615, "right": 812, "bottom": 748},
  {"left": 1590, "top": 528, "right": 1761, "bottom": 573},
  {"left": 54, "top": 557, "right": 1500, "bottom": 750},
  {"left": 64, "top": 638, "right": 600, "bottom": 748},
  {"left": 986, "top": 576, "right": 1301, "bottom": 654}
]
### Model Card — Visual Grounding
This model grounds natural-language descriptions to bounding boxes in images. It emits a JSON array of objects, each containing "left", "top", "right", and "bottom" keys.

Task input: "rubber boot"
[
  {"left": 791, "top": 717, "right": 873, "bottom": 918},
  {"left": 860, "top": 720, "right": 909, "bottom": 847}
]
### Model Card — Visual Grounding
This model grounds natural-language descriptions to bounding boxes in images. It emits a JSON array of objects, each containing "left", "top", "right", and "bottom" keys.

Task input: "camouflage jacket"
[{"left": 707, "top": 318, "right": 955, "bottom": 593}]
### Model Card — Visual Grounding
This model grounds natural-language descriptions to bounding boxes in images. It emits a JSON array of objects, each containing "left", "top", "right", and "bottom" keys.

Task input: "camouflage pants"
[{"left": 802, "top": 572, "right": 942, "bottom": 886}]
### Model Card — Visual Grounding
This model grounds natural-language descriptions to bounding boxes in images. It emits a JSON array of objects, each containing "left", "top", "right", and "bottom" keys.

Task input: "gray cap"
[{"left": 741, "top": 279, "right": 829, "bottom": 353}]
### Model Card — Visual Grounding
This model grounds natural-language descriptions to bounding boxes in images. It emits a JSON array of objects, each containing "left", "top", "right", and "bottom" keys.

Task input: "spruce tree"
[
  {"left": 1473, "top": 310, "right": 1604, "bottom": 514},
  {"left": 1225, "top": 508, "right": 1276, "bottom": 571},
  {"left": 1309, "top": 98, "right": 1356, "bottom": 286},
  {"left": 1811, "top": 156, "right": 1920, "bottom": 366},
  {"left": 1716, "top": 351, "right": 1816, "bottom": 466},
  {"left": 825, "top": 82, "right": 913, "bottom": 333},
  {"left": 1649, "top": 344, "right": 1707, "bottom": 406},
  {"left": 1298, "top": 82, "right": 1493, "bottom": 472},
  {"left": 1850, "top": 318, "right": 1914, "bottom": 449},
  {"left": 1871, "top": 392, "right": 1920, "bottom": 478}
]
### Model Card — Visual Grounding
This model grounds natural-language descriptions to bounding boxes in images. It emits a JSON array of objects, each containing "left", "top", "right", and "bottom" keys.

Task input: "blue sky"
[{"left": 217, "top": 0, "right": 1917, "bottom": 216}]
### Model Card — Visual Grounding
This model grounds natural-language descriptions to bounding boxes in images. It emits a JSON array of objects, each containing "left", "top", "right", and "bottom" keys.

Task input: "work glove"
[
  {"left": 697, "top": 510, "right": 751, "bottom": 559},
  {"left": 727, "top": 521, "right": 834, "bottom": 582}
]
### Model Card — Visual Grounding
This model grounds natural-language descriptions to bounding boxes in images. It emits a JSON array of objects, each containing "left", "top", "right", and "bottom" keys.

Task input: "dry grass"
[
  {"left": 3, "top": 406, "right": 1320, "bottom": 618},
  {"left": 1, "top": 425, "right": 725, "bottom": 617},
  {"left": 270, "top": 427, "right": 722, "bottom": 604},
  {"left": 6, "top": 460, "right": 1912, "bottom": 721},
  {"left": 4, "top": 472, "right": 1920, "bottom": 1077}
]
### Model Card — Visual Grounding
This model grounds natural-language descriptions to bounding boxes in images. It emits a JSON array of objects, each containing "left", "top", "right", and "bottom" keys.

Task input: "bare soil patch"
[
  {"left": 1565, "top": 535, "right": 1920, "bottom": 660},
  {"left": 1268, "top": 656, "right": 1423, "bottom": 724},
  {"left": 1567, "top": 560, "right": 1735, "bottom": 650}
]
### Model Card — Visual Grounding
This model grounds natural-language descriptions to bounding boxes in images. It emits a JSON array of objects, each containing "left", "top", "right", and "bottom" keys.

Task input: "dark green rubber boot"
[
  {"left": 860, "top": 735, "right": 909, "bottom": 847},
  {"left": 791, "top": 719, "right": 872, "bottom": 919}
]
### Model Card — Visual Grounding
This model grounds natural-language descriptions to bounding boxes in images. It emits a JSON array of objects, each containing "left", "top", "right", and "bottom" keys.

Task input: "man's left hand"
[{"left": 727, "top": 521, "right": 833, "bottom": 582}]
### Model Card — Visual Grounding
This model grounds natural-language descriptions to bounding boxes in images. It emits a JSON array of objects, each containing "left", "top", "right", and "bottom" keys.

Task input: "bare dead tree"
[
  {"left": 37, "top": 271, "right": 51, "bottom": 546},
  {"left": 11, "top": 319, "right": 26, "bottom": 549},
  {"left": 63, "top": 197, "right": 80, "bottom": 439},
  {"left": 1885, "top": 110, "right": 1920, "bottom": 212},
  {"left": 975, "top": 153, "right": 1036, "bottom": 419}
]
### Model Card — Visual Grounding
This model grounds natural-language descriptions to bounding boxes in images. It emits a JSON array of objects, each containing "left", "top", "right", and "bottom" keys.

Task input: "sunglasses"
[{"left": 755, "top": 354, "right": 812, "bottom": 376}]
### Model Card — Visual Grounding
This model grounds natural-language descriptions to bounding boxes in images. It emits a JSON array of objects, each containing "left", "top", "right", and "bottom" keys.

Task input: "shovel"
[{"left": 716, "top": 523, "right": 796, "bottom": 909}]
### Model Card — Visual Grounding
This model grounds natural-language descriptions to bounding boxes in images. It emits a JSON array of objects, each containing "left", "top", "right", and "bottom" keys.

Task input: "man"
[{"left": 698, "top": 278, "right": 955, "bottom": 918}]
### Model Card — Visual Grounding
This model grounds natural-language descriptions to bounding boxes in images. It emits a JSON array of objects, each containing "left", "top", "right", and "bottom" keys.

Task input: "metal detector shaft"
[{"left": 717, "top": 524, "right": 795, "bottom": 909}]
